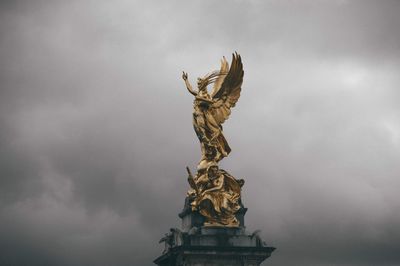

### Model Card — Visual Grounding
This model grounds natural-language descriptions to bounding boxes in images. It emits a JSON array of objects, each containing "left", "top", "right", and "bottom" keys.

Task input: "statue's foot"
[{"left": 203, "top": 221, "right": 225, "bottom": 227}]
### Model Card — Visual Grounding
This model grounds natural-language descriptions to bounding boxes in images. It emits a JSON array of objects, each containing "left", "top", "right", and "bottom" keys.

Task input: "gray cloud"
[{"left": 1, "top": 0, "right": 400, "bottom": 265}]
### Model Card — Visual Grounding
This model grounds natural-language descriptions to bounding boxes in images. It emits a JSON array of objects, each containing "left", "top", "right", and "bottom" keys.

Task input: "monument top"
[
  {"left": 182, "top": 52, "right": 245, "bottom": 227},
  {"left": 154, "top": 52, "right": 275, "bottom": 266}
]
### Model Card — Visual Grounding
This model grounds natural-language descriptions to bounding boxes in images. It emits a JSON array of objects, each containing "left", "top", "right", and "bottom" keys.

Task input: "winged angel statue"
[{"left": 182, "top": 53, "right": 245, "bottom": 227}]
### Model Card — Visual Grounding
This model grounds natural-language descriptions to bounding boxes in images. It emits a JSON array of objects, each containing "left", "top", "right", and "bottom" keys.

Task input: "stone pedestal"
[{"left": 154, "top": 198, "right": 275, "bottom": 266}]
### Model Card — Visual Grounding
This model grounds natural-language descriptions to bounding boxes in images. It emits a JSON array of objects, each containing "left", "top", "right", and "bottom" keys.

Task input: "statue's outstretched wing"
[
  {"left": 210, "top": 57, "right": 229, "bottom": 97},
  {"left": 210, "top": 52, "right": 244, "bottom": 125}
]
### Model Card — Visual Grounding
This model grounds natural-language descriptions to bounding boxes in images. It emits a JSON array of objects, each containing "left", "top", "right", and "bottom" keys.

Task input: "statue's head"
[
  {"left": 197, "top": 77, "right": 207, "bottom": 91},
  {"left": 207, "top": 165, "right": 219, "bottom": 180}
]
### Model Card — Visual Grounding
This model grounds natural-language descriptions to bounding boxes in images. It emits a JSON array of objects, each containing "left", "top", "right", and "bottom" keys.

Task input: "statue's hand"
[{"left": 182, "top": 71, "right": 188, "bottom": 81}]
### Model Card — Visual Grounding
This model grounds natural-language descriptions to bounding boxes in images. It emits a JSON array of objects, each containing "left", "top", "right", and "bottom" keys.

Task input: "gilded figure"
[
  {"left": 182, "top": 52, "right": 243, "bottom": 168},
  {"left": 182, "top": 52, "right": 244, "bottom": 227}
]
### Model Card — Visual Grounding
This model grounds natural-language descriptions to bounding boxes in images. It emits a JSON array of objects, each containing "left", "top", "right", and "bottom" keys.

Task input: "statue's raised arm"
[{"left": 182, "top": 71, "right": 197, "bottom": 96}]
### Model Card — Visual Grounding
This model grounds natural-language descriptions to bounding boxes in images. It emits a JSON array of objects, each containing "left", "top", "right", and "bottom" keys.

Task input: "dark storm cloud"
[{"left": 1, "top": 0, "right": 400, "bottom": 265}]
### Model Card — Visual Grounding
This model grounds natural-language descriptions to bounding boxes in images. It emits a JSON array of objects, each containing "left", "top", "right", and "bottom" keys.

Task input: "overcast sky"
[{"left": 1, "top": 0, "right": 400, "bottom": 265}]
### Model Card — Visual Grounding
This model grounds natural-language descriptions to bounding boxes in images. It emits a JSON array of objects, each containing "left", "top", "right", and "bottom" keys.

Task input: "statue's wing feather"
[
  {"left": 211, "top": 52, "right": 244, "bottom": 125},
  {"left": 210, "top": 57, "right": 229, "bottom": 98}
]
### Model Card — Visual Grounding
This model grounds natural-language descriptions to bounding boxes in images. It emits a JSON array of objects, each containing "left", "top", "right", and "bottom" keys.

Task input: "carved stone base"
[
  {"left": 154, "top": 227, "right": 275, "bottom": 266},
  {"left": 155, "top": 196, "right": 275, "bottom": 265}
]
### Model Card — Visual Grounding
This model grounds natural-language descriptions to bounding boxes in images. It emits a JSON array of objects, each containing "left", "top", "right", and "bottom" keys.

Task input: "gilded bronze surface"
[{"left": 182, "top": 52, "right": 244, "bottom": 227}]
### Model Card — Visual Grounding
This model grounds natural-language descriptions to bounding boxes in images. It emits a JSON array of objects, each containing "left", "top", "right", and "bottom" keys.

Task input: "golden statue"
[{"left": 182, "top": 52, "right": 244, "bottom": 227}]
